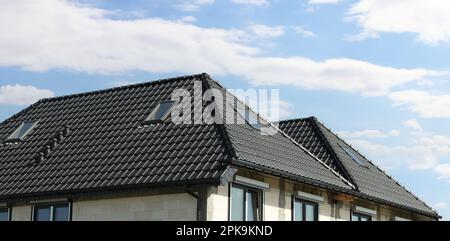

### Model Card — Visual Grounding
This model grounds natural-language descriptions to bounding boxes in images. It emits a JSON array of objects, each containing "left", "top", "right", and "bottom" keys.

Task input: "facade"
[{"left": 0, "top": 74, "right": 439, "bottom": 221}]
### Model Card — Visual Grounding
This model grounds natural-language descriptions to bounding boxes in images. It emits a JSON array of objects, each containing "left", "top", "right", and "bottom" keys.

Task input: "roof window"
[
  {"left": 236, "top": 106, "right": 262, "bottom": 130},
  {"left": 341, "top": 145, "right": 366, "bottom": 166},
  {"left": 6, "top": 121, "right": 38, "bottom": 142},
  {"left": 144, "top": 100, "right": 176, "bottom": 124}
]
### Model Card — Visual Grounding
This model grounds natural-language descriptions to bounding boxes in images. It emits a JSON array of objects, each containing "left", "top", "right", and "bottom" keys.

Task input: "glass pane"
[
  {"left": 35, "top": 206, "right": 51, "bottom": 221},
  {"left": 351, "top": 213, "right": 359, "bottom": 221},
  {"left": 236, "top": 107, "right": 261, "bottom": 129},
  {"left": 8, "top": 122, "right": 36, "bottom": 140},
  {"left": 360, "top": 216, "right": 369, "bottom": 221},
  {"left": 342, "top": 147, "right": 365, "bottom": 166},
  {"left": 146, "top": 101, "right": 175, "bottom": 122},
  {"left": 294, "top": 200, "right": 303, "bottom": 221},
  {"left": 305, "top": 203, "right": 316, "bottom": 221},
  {"left": 154, "top": 101, "right": 175, "bottom": 119},
  {"left": 231, "top": 186, "right": 244, "bottom": 221},
  {"left": 246, "top": 191, "right": 258, "bottom": 221},
  {"left": 0, "top": 208, "right": 9, "bottom": 221},
  {"left": 54, "top": 205, "right": 69, "bottom": 221}
]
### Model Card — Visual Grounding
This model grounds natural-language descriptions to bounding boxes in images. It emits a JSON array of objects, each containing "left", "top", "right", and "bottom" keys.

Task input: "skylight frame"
[
  {"left": 6, "top": 121, "right": 38, "bottom": 142},
  {"left": 236, "top": 106, "right": 262, "bottom": 130},
  {"left": 341, "top": 145, "right": 366, "bottom": 166},
  {"left": 144, "top": 100, "right": 176, "bottom": 124}
]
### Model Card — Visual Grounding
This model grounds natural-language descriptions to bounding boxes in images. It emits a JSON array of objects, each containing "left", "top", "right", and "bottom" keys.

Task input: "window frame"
[
  {"left": 340, "top": 145, "right": 366, "bottom": 167},
  {"left": 228, "top": 183, "right": 264, "bottom": 221},
  {"left": 32, "top": 202, "right": 72, "bottom": 222},
  {"left": 351, "top": 211, "right": 372, "bottom": 221},
  {"left": 0, "top": 206, "right": 11, "bottom": 221},
  {"left": 144, "top": 100, "right": 176, "bottom": 124},
  {"left": 235, "top": 105, "right": 262, "bottom": 130},
  {"left": 6, "top": 121, "right": 38, "bottom": 142},
  {"left": 292, "top": 197, "right": 319, "bottom": 221}
]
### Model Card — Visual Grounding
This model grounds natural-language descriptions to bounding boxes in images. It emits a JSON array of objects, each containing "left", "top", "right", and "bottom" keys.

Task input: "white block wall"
[{"left": 72, "top": 193, "right": 197, "bottom": 221}]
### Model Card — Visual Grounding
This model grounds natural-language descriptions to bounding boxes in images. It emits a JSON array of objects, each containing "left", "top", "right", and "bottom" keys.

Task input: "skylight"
[
  {"left": 144, "top": 100, "right": 176, "bottom": 124},
  {"left": 6, "top": 121, "right": 38, "bottom": 141},
  {"left": 236, "top": 107, "right": 261, "bottom": 130},
  {"left": 341, "top": 146, "right": 366, "bottom": 166}
]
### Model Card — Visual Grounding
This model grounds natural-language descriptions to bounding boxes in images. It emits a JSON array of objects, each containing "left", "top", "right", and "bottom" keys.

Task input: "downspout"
[{"left": 186, "top": 189, "right": 200, "bottom": 221}]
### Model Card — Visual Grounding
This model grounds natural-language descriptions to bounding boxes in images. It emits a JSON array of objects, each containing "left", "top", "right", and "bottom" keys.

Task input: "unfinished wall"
[
  {"left": 72, "top": 193, "right": 196, "bottom": 221},
  {"left": 11, "top": 205, "right": 31, "bottom": 221},
  {"left": 206, "top": 185, "right": 229, "bottom": 221}
]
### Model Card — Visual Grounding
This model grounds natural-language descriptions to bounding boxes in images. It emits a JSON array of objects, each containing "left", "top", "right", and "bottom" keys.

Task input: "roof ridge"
[
  {"left": 308, "top": 118, "right": 359, "bottom": 190},
  {"left": 269, "top": 120, "right": 356, "bottom": 189},
  {"left": 200, "top": 74, "right": 239, "bottom": 161},
  {"left": 201, "top": 76, "right": 354, "bottom": 189},
  {"left": 278, "top": 116, "right": 316, "bottom": 124},
  {"left": 38, "top": 73, "right": 208, "bottom": 103},
  {"left": 313, "top": 118, "right": 438, "bottom": 215},
  {"left": 0, "top": 100, "right": 44, "bottom": 127},
  {"left": 203, "top": 81, "right": 356, "bottom": 189}
]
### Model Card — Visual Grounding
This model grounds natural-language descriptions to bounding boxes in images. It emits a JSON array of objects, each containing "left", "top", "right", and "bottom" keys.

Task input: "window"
[
  {"left": 351, "top": 212, "right": 372, "bottom": 221},
  {"left": 144, "top": 100, "right": 176, "bottom": 124},
  {"left": 0, "top": 207, "right": 10, "bottom": 221},
  {"left": 33, "top": 203, "right": 70, "bottom": 221},
  {"left": 341, "top": 145, "right": 366, "bottom": 166},
  {"left": 6, "top": 121, "right": 37, "bottom": 141},
  {"left": 236, "top": 107, "right": 262, "bottom": 130},
  {"left": 230, "top": 184, "right": 263, "bottom": 221},
  {"left": 293, "top": 199, "right": 318, "bottom": 221}
]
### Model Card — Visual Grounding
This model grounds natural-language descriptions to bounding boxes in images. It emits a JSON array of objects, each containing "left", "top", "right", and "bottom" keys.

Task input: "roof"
[
  {"left": 279, "top": 117, "right": 439, "bottom": 218},
  {"left": 0, "top": 74, "right": 350, "bottom": 202}
]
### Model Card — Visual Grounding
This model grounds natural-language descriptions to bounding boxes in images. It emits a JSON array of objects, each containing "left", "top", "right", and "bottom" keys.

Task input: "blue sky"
[{"left": 1, "top": 0, "right": 450, "bottom": 219}]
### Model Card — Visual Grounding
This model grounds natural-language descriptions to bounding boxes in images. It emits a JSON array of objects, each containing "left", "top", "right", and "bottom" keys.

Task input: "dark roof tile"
[{"left": 280, "top": 117, "right": 438, "bottom": 218}]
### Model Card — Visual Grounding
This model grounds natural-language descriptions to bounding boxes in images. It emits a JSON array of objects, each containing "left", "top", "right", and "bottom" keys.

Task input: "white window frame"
[
  {"left": 229, "top": 176, "right": 269, "bottom": 221},
  {"left": 31, "top": 200, "right": 72, "bottom": 221}
]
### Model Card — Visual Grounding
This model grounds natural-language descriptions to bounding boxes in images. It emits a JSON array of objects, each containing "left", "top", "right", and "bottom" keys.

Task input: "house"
[{"left": 0, "top": 73, "right": 439, "bottom": 221}]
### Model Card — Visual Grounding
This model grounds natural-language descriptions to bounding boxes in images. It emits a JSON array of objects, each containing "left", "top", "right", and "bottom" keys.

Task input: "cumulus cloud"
[
  {"left": 337, "top": 129, "right": 400, "bottom": 139},
  {"left": 347, "top": 0, "right": 450, "bottom": 45},
  {"left": 0, "top": 85, "right": 54, "bottom": 106},
  {"left": 231, "top": 0, "right": 268, "bottom": 6},
  {"left": 292, "top": 26, "right": 315, "bottom": 38},
  {"left": 173, "top": 0, "right": 215, "bottom": 12},
  {"left": 403, "top": 118, "right": 423, "bottom": 131},
  {"left": 0, "top": 0, "right": 444, "bottom": 97},
  {"left": 308, "top": 0, "right": 341, "bottom": 4},
  {"left": 344, "top": 134, "right": 450, "bottom": 178},
  {"left": 433, "top": 202, "right": 448, "bottom": 209},
  {"left": 389, "top": 91, "right": 450, "bottom": 118},
  {"left": 249, "top": 24, "right": 285, "bottom": 38}
]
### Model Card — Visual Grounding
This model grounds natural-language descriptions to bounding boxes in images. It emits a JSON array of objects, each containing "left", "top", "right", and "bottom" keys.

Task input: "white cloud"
[
  {"left": 435, "top": 164, "right": 450, "bottom": 180},
  {"left": 337, "top": 129, "right": 400, "bottom": 139},
  {"left": 240, "top": 58, "right": 442, "bottom": 96},
  {"left": 344, "top": 133, "right": 450, "bottom": 178},
  {"left": 231, "top": 0, "right": 268, "bottom": 6},
  {"left": 0, "top": 0, "right": 444, "bottom": 97},
  {"left": 292, "top": 26, "right": 315, "bottom": 38},
  {"left": 389, "top": 91, "right": 450, "bottom": 118},
  {"left": 177, "top": 16, "right": 197, "bottom": 23},
  {"left": 433, "top": 202, "right": 448, "bottom": 209},
  {"left": 308, "top": 0, "right": 341, "bottom": 4},
  {"left": 111, "top": 80, "right": 138, "bottom": 87},
  {"left": 0, "top": 85, "right": 54, "bottom": 106},
  {"left": 249, "top": 24, "right": 285, "bottom": 38},
  {"left": 403, "top": 118, "right": 423, "bottom": 131},
  {"left": 348, "top": 0, "right": 450, "bottom": 45},
  {"left": 173, "top": 0, "right": 215, "bottom": 12}
]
